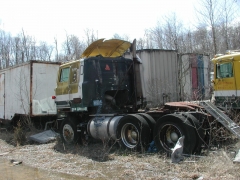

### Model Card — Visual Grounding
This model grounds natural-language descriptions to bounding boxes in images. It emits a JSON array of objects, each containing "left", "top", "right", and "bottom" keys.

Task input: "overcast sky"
[{"left": 0, "top": 0, "right": 197, "bottom": 44}]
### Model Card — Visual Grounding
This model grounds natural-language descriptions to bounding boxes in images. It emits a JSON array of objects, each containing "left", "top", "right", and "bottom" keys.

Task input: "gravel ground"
[{"left": 1, "top": 130, "right": 240, "bottom": 179}]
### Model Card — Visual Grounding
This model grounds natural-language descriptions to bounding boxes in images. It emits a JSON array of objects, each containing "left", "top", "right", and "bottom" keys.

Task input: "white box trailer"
[{"left": 0, "top": 60, "right": 60, "bottom": 123}]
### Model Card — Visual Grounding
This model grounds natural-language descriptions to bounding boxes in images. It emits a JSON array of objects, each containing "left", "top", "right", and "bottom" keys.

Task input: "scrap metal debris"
[
  {"left": 234, "top": 149, "right": 240, "bottom": 163},
  {"left": 10, "top": 159, "right": 22, "bottom": 165},
  {"left": 0, "top": 152, "right": 9, "bottom": 156},
  {"left": 171, "top": 136, "right": 185, "bottom": 163},
  {"left": 0, "top": 128, "right": 7, "bottom": 132},
  {"left": 29, "top": 130, "right": 58, "bottom": 144},
  {"left": 164, "top": 102, "right": 203, "bottom": 110}
]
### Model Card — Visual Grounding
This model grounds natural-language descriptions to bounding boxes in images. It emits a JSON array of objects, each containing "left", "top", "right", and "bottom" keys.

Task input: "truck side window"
[
  {"left": 70, "top": 68, "right": 78, "bottom": 84},
  {"left": 216, "top": 62, "right": 233, "bottom": 79},
  {"left": 60, "top": 67, "right": 70, "bottom": 82}
]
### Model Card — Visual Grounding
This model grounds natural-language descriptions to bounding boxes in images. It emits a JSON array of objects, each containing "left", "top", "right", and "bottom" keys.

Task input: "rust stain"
[{"left": 164, "top": 102, "right": 203, "bottom": 110}]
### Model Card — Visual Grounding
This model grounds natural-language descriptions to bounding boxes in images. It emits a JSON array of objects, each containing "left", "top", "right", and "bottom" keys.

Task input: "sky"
[{"left": 0, "top": 0, "right": 197, "bottom": 44}]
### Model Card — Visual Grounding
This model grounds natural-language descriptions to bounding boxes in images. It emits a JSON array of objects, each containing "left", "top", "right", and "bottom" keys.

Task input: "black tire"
[
  {"left": 180, "top": 113, "right": 205, "bottom": 154},
  {"left": 60, "top": 116, "right": 80, "bottom": 145},
  {"left": 138, "top": 113, "right": 156, "bottom": 140},
  {"left": 153, "top": 114, "right": 197, "bottom": 155},
  {"left": 117, "top": 114, "right": 150, "bottom": 151}
]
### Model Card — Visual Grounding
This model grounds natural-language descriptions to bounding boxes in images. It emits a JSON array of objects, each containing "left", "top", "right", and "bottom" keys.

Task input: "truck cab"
[
  {"left": 212, "top": 50, "right": 240, "bottom": 109},
  {"left": 55, "top": 55, "right": 135, "bottom": 114},
  {"left": 54, "top": 39, "right": 140, "bottom": 115}
]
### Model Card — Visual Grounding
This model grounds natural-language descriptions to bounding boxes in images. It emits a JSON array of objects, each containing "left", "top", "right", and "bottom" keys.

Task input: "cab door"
[
  {"left": 214, "top": 61, "right": 236, "bottom": 97},
  {"left": 233, "top": 59, "right": 240, "bottom": 98},
  {"left": 68, "top": 62, "right": 80, "bottom": 100},
  {"left": 55, "top": 65, "right": 70, "bottom": 106}
]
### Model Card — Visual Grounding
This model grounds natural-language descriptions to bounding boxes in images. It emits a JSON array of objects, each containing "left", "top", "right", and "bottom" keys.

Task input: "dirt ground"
[{"left": 0, "top": 129, "right": 240, "bottom": 180}]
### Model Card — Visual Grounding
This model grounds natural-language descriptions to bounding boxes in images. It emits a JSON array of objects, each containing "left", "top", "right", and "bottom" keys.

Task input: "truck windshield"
[{"left": 216, "top": 62, "right": 233, "bottom": 78}]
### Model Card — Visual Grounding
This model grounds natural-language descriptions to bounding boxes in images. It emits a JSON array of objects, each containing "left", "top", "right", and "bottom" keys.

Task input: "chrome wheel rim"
[
  {"left": 121, "top": 123, "right": 139, "bottom": 148},
  {"left": 159, "top": 124, "right": 182, "bottom": 151},
  {"left": 63, "top": 124, "right": 74, "bottom": 143}
]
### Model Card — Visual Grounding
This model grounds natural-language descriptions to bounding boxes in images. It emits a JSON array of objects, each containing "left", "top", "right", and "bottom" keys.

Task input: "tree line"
[{"left": 0, "top": 0, "right": 239, "bottom": 69}]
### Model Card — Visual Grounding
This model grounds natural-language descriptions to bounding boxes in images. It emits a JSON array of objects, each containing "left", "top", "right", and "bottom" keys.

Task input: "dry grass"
[
  {"left": 1, "top": 108, "right": 240, "bottom": 179},
  {"left": 0, "top": 127, "right": 240, "bottom": 179}
]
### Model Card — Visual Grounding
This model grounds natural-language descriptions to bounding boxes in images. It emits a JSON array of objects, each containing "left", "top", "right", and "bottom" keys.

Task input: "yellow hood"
[{"left": 81, "top": 39, "right": 131, "bottom": 58}]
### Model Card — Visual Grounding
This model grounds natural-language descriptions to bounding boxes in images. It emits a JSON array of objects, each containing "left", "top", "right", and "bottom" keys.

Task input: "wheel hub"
[
  {"left": 63, "top": 124, "right": 74, "bottom": 143},
  {"left": 121, "top": 123, "right": 139, "bottom": 148},
  {"left": 170, "top": 132, "right": 179, "bottom": 142},
  {"left": 160, "top": 124, "right": 182, "bottom": 150}
]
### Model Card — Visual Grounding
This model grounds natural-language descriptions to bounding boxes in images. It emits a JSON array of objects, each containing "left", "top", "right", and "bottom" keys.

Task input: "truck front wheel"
[{"left": 60, "top": 117, "right": 79, "bottom": 145}]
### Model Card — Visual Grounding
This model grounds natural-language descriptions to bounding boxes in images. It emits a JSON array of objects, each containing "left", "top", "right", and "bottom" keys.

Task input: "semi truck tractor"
[{"left": 53, "top": 39, "right": 239, "bottom": 155}]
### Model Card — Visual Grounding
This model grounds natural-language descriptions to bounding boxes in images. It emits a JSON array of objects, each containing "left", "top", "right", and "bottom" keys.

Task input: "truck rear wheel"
[
  {"left": 117, "top": 114, "right": 150, "bottom": 152},
  {"left": 153, "top": 114, "right": 197, "bottom": 155},
  {"left": 180, "top": 113, "right": 205, "bottom": 154},
  {"left": 138, "top": 113, "right": 156, "bottom": 140},
  {"left": 60, "top": 116, "right": 79, "bottom": 145}
]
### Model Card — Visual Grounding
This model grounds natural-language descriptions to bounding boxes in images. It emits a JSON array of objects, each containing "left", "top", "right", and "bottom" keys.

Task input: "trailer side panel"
[
  {"left": 32, "top": 62, "right": 59, "bottom": 115},
  {"left": 0, "top": 73, "right": 5, "bottom": 119},
  {"left": 0, "top": 61, "right": 60, "bottom": 121}
]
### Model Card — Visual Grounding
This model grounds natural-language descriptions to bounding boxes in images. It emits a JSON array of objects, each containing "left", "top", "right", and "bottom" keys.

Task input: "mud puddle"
[{"left": 0, "top": 157, "right": 83, "bottom": 180}]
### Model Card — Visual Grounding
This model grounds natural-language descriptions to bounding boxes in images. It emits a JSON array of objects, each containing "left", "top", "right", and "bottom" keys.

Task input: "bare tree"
[
  {"left": 0, "top": 30, "right": 12, "bottom": 68},
  {"left": 84, "top": 28, "right": 98, "bottom": 46},
  {"left": 37, "top": 41, "right": 53, "bottom": 61},
  {"left": 195, "top": 0, "right": 240, "bottom": 54},
  {"left": 195, "top": 0, "right": 222, "bottom": 54},
  {"left": 218, "top": 0, "right": 239, "bottom": 52},
  {"left": 21, "top": 29, "right": 29, "bottom": 62},
  {"left": 147, "top": 13, "right": 184, "bottom": 51},
  {"left": 143, "top": 30, "right": 154, "bottom": 49},
  {"left": 178, "top": 29, "right": 193, "bottom": 53},
  {"left": 112, "top": 33, "right": 130, "bottom": 41},
  {"left": 148, "top": 22, "right": 164, "bottom": 49},
  {"left": 19, "top": 29, "right": 38, "bottom": 62},
  {"left": 191, "top": 25, "right": 211, "bottom": 54},
  {"left": 136, "top": 37, "right": 146, "bottom": 50},
  {"left": 163, "top": 13, "right": 184, "bottom": 50},
  {"left": 62, "top": 33, "right": 84, "bottom": 61},
  {"left": 228, "top": 23, "right": 240, "bottom": 49},
  {"left": 12, "top": 37, "right": 21, "bottom": 65},
  {"left": 54, "top": 37, "right": 59, "bottom": 61}
]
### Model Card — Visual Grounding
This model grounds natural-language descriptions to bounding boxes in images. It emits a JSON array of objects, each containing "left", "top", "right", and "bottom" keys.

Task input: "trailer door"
[{"left": 0, "top": 73, "right": 5, "bottom": 119}]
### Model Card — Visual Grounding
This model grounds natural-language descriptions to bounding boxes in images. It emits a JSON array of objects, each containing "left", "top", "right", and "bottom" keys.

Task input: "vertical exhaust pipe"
[{"left": 131, "top": 39, "right": 143, "bottom": 110}]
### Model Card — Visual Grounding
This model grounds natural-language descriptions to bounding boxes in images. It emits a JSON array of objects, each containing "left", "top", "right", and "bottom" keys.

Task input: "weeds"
[
  {"left": 19, "top": 115, "right": 34, "bottom": 132},
  {"left": 210, "top": 108, "right": 240, "bottom": 145},
  {"left": 12, "top": 116, "right": 37, "bottom": 146},
  {"left": 13, "top": 121, "right": 26, "bottom": 146}
]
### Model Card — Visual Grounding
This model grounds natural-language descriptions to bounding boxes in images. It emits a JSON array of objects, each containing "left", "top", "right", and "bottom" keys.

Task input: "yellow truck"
[{"left": 212, "top": 50, "right": 240, "bottom": 109}]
